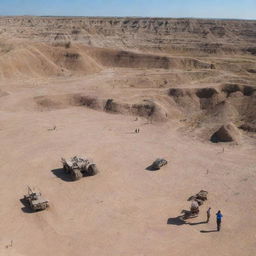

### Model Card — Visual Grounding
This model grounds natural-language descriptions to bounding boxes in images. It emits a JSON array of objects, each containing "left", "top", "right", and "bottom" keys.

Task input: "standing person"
[
  {"left": 206, "top": 207, "right": 211, "bottom": 223},
  {"left": 216, "top": 210, "right": 223, "bottom": 231}
]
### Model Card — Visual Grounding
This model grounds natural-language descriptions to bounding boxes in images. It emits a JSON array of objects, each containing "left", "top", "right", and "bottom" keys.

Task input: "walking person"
[
  {"left": 216, "top": 210, "right": 223, "bottom": 231},
  {"left": 206, "top": 207, "right": 211, "bottom": 223}
]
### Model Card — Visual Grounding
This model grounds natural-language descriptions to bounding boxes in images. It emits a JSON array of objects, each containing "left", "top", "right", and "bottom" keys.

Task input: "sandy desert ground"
[{"left": 0, "top": 17, "right": 256, "bottom": 256}]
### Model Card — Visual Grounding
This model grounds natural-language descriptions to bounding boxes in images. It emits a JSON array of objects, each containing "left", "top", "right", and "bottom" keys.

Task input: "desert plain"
[{"left": 0, "top": 17, "right": 256, "bottom": 256}]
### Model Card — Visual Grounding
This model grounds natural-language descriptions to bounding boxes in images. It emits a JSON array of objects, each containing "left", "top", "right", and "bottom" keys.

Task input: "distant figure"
[
  {"left": 48, "top": 125, "right": 56, "bottom": 131},
  {"left": 206, "top": 207, "right": 211, "bottom": 223},
  {"left": 138, "top": 128, "right": 140, "bottom": 133},
  {"left": 216, "top": 210, "right": 223, "bottom": 231}
]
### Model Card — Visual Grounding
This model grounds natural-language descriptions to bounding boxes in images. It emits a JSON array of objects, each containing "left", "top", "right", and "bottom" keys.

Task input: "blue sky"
[{"left": 0, "top": 0, "right": 256, "bottom": 19}]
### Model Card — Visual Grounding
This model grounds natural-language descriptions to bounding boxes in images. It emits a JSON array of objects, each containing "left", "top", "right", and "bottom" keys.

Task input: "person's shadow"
[
  {"left": 167, "top": 216, "right": 187, "bottom": 226},
  {"left": 51, "top": 168, "right": 73, "bottom": 182},
  {"left": 200, "top": 230, "right": 218, "bottom": 233},
  {"left": 188, "top": 221, "right": 207, "bottom": 225},
  {"left": 167, "top": 210, "right": 208, "bottom": 226}
]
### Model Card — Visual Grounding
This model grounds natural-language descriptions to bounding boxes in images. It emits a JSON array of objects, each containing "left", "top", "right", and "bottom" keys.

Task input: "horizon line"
[{"left": 0, "top": 15, "right": 255, "bottom": 21}]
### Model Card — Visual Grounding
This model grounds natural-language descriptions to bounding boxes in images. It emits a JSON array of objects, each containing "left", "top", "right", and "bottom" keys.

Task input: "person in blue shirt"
[{"left": 216, "top": 210, "right": 223, "bottom": 231}]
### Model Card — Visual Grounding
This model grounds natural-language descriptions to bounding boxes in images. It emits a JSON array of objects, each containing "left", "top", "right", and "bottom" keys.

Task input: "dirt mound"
[
  {"left": 78, "top": 96, "right": 168, "bottom": 122},
  {"left": 0, "top": 41, "right": 214, "bottom": 80},
  {"left": 221, "top": 83, "right": 256, "bottom": 97},
  {"left": 85, "top": 47, "right": 213, "bottom": 70},
  {"left": 0, "top": 41, "right": 101, "bottom": 80},
  {"left": 34, "top": 93, "right": 168, "bottom": 121},
  {"left": 51, "top": 45, "right": 101, "bottom": 74},
  {"left": 169, "top": 84, "right": 256, "bottom": 121},
  {"left": 34, "top": 94, "right": 86, "bottom": 111},
  {"left": 78, "top": 94, "right": 181, "bottom": 121},
  {"left": 168, "top": 84, "right": 256, "bottom": 141},
  {"left": 35, "top": 94, "right": 106, "bottom": 112},
  {"left": 168, "top": 87, "right": 223, "bottom": 112},
  {"left": 35, "top": 82, "right": 255, "bottom": 128},
  {"left": 210, "top": 123, "right": 241, "bottom": 143}
]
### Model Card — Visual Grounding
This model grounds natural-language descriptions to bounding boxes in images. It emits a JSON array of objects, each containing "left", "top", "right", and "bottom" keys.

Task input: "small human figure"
[
  {"left": 138, "top": 128, "right": 140, "bottom": 133},
  {"left": 216, "top": 210, "right": 223, "bottom": 231},
  {"left": 206, "top": 207, "right": 211, "bottom": 223}
]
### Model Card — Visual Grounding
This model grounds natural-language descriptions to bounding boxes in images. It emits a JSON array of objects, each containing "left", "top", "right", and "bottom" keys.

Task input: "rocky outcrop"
[{"left": 1, "top": 17, "right": 256, "bottom": 55}]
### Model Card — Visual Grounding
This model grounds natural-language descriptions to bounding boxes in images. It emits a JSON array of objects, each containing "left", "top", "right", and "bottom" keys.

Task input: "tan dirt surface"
[{"left": 0, "top": 17, "right": 256, "bottom": 256}]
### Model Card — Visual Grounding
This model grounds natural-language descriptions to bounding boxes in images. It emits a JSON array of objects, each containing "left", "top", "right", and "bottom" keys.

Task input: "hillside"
[{"left": 0, "top": 17, "right": 256, "bottom": 54}]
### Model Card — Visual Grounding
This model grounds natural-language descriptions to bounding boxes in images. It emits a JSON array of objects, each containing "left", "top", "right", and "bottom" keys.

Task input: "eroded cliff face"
[
  {"left": 0, "top": 16, "right": 255, "bottom": 81},
  {"left": 0, "top": 16, "right": 256, "bottom": 54}
]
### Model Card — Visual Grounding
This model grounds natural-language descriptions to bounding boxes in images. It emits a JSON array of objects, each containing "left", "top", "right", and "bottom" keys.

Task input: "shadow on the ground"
[
  {"left": 51, "top": 168, "right": 73, "bottom": 182},
  {"left": 168, "top": 209, "right": 209, "bottom": 226},
  {"left": 20, "top": 198, "right": 35, "bottom": 214},
  {"left": 180, "top": 209, "right": 199, "bottom": 220},
  {"left": 200, "top": 230, "right": 218, "bottom": 233},
  {"left": 167, "top": 216, "right": 208, "bottom": 226},
  {"left": 167, "top": 216, "right": 187, "bottom": 225},
  {"left": 145, "top": 165, "right": 158, "bottom": 171},
  {"left": 188, "top": 221, "right": 207, "bottom": 225}
]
